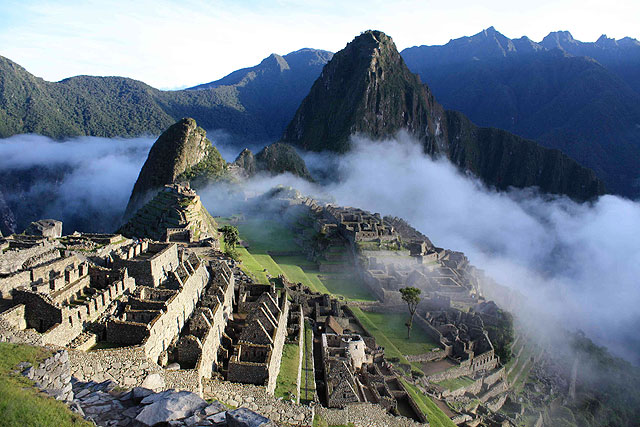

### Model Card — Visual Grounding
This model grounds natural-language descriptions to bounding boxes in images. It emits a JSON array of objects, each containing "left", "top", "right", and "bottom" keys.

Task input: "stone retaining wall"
[
  {"left": 0, "top": 303, "right": 26, "bottom": 330},
  {"left": 315, "top": 403, "right": 424, "bottom": 427},
  {"left": 69, "top": 346, "right": 162, "bottom": 387},
  {"left": 22, "top": 349, "right": 74, "bottom": 402},
  {"left": 203, "top": 378, "right": 313, "bottom": 426}
]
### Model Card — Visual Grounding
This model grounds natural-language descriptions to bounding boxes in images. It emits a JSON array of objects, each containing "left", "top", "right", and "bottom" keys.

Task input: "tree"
[
  {"left": 219, "top": 225, "right": 239, "bottom": 250},
  {"left": 400, "top": 287, "right": 421, "bottom": 339}
]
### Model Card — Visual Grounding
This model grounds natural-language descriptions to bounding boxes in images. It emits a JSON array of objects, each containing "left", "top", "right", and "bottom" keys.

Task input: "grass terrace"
[
  {"left": 400, "top": 378, "right": 457, "bottom": 427},
  {"left": 0, "top": 343, "right": 92, "bottom": 427},
  {"left": 274, "top": 343, "right": 300, "bottom": 401},
  {"left": 360, "top": 310, "right": 438, "bottom": 355},
  {"left": 436, "top": 376, "right": 475, "bottom": 391}
]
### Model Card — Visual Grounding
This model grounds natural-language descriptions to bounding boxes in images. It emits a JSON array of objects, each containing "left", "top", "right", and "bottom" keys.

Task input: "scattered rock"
[
  {"left": 226, "top": 407, "right": 276, "bottom": 427},
  {"left": 140, "top": 373, "right": 165, "bottom": 391},
  {"left": 135, "top": 391, "right": 207, "bottom": 426}
]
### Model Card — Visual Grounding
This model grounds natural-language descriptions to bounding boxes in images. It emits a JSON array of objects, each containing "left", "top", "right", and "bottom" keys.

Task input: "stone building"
[
  {"left": 322, "top": 205, "right": 398, "bottom": 244},
  {"left": 168, "top": 258, "right": 235, "bottom": 377},
  {"left": 111, "top": 242, "right": 179, "bottom": 288},
  {"left": 227, "top": 287, "right": 290, "bottom": 394},
  {"left": 416, "top": 308, "right": 498, "bottom": 383},
  {"left": 106, "top": 250, "right": 209, "bottom": 362},
  {"left": 8, "top": 255, "right": 135, "bottom": 346}
]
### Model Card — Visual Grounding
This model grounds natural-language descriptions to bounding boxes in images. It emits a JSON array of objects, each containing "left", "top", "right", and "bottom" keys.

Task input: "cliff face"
[
  {"left": 401, "top": 27, "right": 640, "bottom": 197},
  {"left": 123, "top": 118, "right": 226, "bottom": 220},
  {"left": 445, "top": 111, "right": 605, "bottom": 198},
  {"left": 282, "top": 30, "right": 446, "bottom": 154},
  {"left": 283, "top": 30, "right": 605, "bottom": 200}
]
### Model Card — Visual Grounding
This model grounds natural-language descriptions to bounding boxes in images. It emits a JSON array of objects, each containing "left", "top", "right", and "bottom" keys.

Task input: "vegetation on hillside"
[{"left": 0, "top": 343, "right": 92, "bottom": 427}]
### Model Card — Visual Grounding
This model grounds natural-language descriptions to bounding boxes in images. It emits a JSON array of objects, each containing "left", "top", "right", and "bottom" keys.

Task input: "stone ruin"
[
  {"left": 24, "top": 219, "right": 63, "bottom": 238},
  {"left": 421, "top": 308, "right": 497, "bottom": 372},
  {"left": 119, "top": 184, "right": 218, "bottom": 245},
  {"left": 105, "top": 247, "right": 210, "bottom": 362},
  {"left": 321, "top": 205, "right": 398, "bottom": 244},
  {"left": 225, "top": 284, "right": 290, "bottom": 394}
]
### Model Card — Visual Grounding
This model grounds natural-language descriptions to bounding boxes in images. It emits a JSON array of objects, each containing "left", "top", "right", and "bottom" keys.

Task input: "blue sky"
[{"left": 0, "top": 0, "right": 638, "bottom": 89}]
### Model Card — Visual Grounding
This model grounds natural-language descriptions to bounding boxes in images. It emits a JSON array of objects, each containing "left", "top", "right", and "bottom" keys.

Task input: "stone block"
[
  {"left": 226, "top": 408, "right": 275, "bottom": 427},
  {"left": 135, "top": 391, "right": 207, "bottom": 426}
]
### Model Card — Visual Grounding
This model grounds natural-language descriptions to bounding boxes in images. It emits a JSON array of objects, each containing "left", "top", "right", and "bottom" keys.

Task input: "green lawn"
[
  {"left": 0, "top": 343, "right": 92, "bottom": 427},
  {"left": 237, "top": 218, "right": 300, "bottom": 253},
  {"left": 235, "top": 247, "right": 270, "bottom": 284},
  {"left": 274, "top": 343, "right": 301, "bottom": 401},
  {"left": 436, "top": 376, "right": 475, "bottom": 391},
  {"left": 400, "top": 378, "right": 457, "bottom": 427},
  {"left": 361, "top": 311, "right": 438, "bottom": 355},
  {"left": 315, "top": 273, "right": 376, "bottom": 302}
]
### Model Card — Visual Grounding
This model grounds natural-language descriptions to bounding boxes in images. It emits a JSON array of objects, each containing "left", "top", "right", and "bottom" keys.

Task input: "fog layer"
[
  {"left": 0, "top": 134, "right": 154, "bottom": 234},
  {"left": 212, "top": 134, "right": 640, "bottom": 364}
]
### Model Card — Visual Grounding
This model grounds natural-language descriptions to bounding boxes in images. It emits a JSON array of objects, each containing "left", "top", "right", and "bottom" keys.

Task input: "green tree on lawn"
[
  {"left": 400, "top": 287, "right": 421, "bottom": 339},
  {"left": 219, "top": 225, "right": 239, "bottom": 250}
]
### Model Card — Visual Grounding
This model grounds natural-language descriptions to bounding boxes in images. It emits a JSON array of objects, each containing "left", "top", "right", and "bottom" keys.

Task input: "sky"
[{"left": 0, "top": 0, "right": 638, "bottom": 89}]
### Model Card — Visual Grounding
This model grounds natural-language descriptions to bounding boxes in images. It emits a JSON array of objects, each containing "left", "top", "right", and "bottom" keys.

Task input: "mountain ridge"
[
  {"left": 401, "top": 27, "right": 640, "bottom": 197},
  {"left": 283, "top": 30, "right": 605, "bottom": 200}
]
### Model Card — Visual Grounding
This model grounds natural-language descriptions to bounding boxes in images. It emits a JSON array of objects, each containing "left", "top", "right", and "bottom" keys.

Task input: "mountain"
[
  {"left": 283, "top": 30, "right": 604, "bottom": 200},
  {"left": 188, "top": 49, "right": 333, "bottom": 141},
  {"left": 401, "top": 27, "right": 640, "bottom": 197},
  {"left": 123, "top": 118, "right": 226, "bottom": 220},
  {"left": 540, "top": 31, "right": 640, "bottom": 94},
  {"left": 0, "top": 49, "right": 332, "bottom": 143},
  {"left": 231, "top": 142, "right": 312, "bottom": 180}
]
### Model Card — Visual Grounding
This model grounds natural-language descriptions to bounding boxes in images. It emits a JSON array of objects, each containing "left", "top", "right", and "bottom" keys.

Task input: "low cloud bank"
[
  {"left": 2, "top": 132, "right": 638, "bottom": 364},
  {"left": 0, "top": 134, "right": 153, "bottom": 233},
  {"left": 209, "top": 133, "right": 640, "bottom": 364}
]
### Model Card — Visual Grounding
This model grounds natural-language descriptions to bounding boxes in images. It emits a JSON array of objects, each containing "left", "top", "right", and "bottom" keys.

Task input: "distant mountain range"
[
  {"left": 282, "top": 30, "right": 604, "bottom": 201},
  {"left": 402, "top": 27, "right": 640, "bottom": 197},
  {"left": 0, "top": 48, "right": 332, "bottom": 143},
  {"left": 0, "top": 27, "right": 637, "bottom": 197}
]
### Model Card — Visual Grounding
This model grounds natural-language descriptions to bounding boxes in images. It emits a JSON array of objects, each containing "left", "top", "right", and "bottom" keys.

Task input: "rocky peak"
[
  {"left": 259, "top": 53, "right": 291, "bottom": 73},
  {"left": 282, "top": 30, "right": 444, "bottom": 153},
  {"left": 540, "top": 30, "right": 580, "bottom": 50},
  {"left": 231, "top": 143, "right": 312, "bottom": 180},
  {"left": 123, "top": 118, "right": 225, "bottom": 221}
]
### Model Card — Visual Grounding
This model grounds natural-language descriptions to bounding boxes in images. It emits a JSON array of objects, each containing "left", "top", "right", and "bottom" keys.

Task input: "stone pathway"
[
  {"left": 72, "top": 379, "right": 275, "bottom": 426},
  {"left": 203, "top": 379, "right": 314, "bottom": 426}
]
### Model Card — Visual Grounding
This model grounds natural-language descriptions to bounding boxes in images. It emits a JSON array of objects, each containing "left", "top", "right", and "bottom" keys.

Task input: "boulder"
[
  {"left": 226, "top": 408, "right": 276, "bottom": 427},
  {"left": 203, "top": 401, "right": 227, "bottom": 416},
  {"left": 135, "top": 391, "right": 207, "bottom": 426},
  {"left": 140, "top": 373, "right": 165, "bottom": 391}
]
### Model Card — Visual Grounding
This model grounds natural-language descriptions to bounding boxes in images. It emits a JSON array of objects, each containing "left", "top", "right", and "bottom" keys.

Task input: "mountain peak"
[
  {"left": 540, "top": 30, "right": 579, "bottom": 50},
  {"left": 123, "top": 118, "right": 225, "bottom": 220},
  {"left": 282, "top": 30, "right": 443, "bottom": 153},
  {"left": 258, "top": 53, "right": 290, "bottom": 72}
]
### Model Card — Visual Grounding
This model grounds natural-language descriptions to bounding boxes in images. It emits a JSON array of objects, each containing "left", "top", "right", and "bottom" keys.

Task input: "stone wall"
[
  {"left": 0, "top": 270, "right": 30, "bottom": 298},
  {"left": 22, "top": 349, "right": 74, "bottom": 402},
  {"left": 266, "top": 295, "right": 290, "bottom": 394},
  {"left": 0, "top": 303, "right": 26, "bottom": 329},
  {"left": 315, "top": 402, "right": 423, "bottom": 427},
  {"left": 69, "top": 346, "right": 162, "bottom": 387},
  {"left": 203, "top": 378, "right": 314, "bottom": 426},
  {"left": 39, "top": 274, "right": 136, "bottom": 346},
  {"left": 143, "top": 262, "right": 209, "bottom": 361},
  {"left": 113, "top": 243, "right": 178, "bottom": 287}
]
